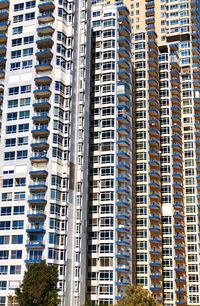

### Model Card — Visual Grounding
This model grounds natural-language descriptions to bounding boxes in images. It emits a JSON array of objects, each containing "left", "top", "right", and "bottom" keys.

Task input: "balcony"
[
  {"left": 29, "top": 169, "right": 48, "bottom": 177},
  {"left": 150, "top": 273, "right": 161, "bottom": 279},
  {"left": 0, "top": 10, "right": 9, "bottom": 21},
  {"left": 116, "top": 265, "right": 129, "bottom": 272},
  {"left": 33, "top": 87, "right": 51, "bottom": 98},
  {"left": 37, "top": 25, "right": 54, "bottom": 36},
  {"left": 37, "top": 13, "right": 55, "bottom": 23},
  {"left": 117, "top": 174, "right": 130, "bottom": 183},
  {"left": 149, "top": 214, "right": 160, "bottom": 222},
  {"left": 33, "top": 100, "right": 51, "bottom": 110},
  {"left": 35, "top": 61, "right": 53, "bottom": 72},
  {"left": 32, "top": 112, "right": 50, "bottom": 124},
  {"left": 116, "top": 200, "right": 129, "bottom": 207},
  {"left": 116, "top": 212, "right": 129, "bottom": 220},
  {"left": 28, "top": 197, "right": 47, "bottom": 205},
  {"left": 150, "top": 286, "right": 162, "bottom": 292},
  {"left": 150, "top": 237, "right": 161, "bottom": 244},
  {"left": 116, "top": 187, "right": 130, "bottom": 195},
  {"left": 0, "top": 34, "right": 6, "bottom": 44},
  {"left": 26, "top": 226, "right": 45, "bottom": 234},
  {"left": 117, "top": 137, "right": 130, "bottom": 147},
  {"left": 36, "top": 48, "right": 53, "bottom": 60},
  {"left": 30, "top": 153, "right": 49, "bottom": 163},
  {"left": 116, "top": 239, "right": 130, "bottom": 246},
  {"left": 31, "top": 126, "right": 49, "bottom": 137},
  {"left": 149, "top": 226, "right": 160, "bottom": 233},
  {"left": 0, "top": 0, "right": 9, "bottom": 9},
  {"left": 116, "top": 252, "right": 129, "bottom": 259},
  {"left": 117, "top": 58, "right": 130, "bottom": 69},
  {"left": 117, "top": 162, "right": 130, "bottom": 171},
  {"left": 117, "top": 151, "right": 130, "bottom": 160},
  {"left": 150, "top": 261, "right": 161, "bottom": 267},
  {"left": 117, "top": 5, "right": 129, "bottom": 16},
  {"left": 118, "top": 26, "right": 130, "bottom": 37},
  {"left": 176, "top": 289, "right": 186, "bottom": 295},
  {"left": 149, "top": 202, "right": 160, "bottom": 211},
  {"left": 38, "top": 1, "right": 55, "bottom": 12},
  {"left": 118, "top": 37, "right": 130, "bottom": 48},
  {"left": 117, "top": 126, "right": 129, "bottom": 135},
  {"left": 27, "top": 210, "right": 46, "bottom": 219},
  {"left": 29, "top": 183, "right": 47, "bottom": 192},
  {"left": 25, "top": 240, "right": 45, "bottom": 249},
  {"left": 36, "top": 36, "right": 54, "bottom": 48}
]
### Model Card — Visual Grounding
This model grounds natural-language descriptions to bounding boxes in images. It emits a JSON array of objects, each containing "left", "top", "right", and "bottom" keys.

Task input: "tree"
[
  {"left": 15, "top": 261, "right": 60, "bottom": 306},
  {"left": 115, "top": 285, "right": 158, "bottom": 306}
]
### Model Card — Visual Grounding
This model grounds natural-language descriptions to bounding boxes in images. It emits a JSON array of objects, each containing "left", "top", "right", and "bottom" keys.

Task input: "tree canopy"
[
  {"left": 15, "top": 261, "right": 60, "bottom": 306},
  {"left": 115, "top": 285, "right": 158, "bottom": 306}
]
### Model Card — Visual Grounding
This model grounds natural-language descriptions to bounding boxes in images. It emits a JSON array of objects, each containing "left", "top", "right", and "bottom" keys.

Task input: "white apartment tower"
[
  {"left": 87, "top": 2, "right": 133, "bottom": 305},
  {"left": 0, "top": 1, "right": 91, "bottom": 306}
]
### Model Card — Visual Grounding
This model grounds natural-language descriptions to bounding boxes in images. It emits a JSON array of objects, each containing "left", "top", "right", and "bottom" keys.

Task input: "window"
[
  {"left": 18, "top": 136, "right": 28, "bottom": 146},
  {"left": 18, "top": 124, "right": 29, "bottom": 132},
  {"left": 9, "top": 87, "right": 19, "bottom": 96},
  {"left": 17, "top": 150, "right": 28, "bottom": 159},
  {"left": 10, "top": 265, "right": 21, "bottom": 275},
  {"left": 7, "top": 112, "right": 17, "bottom": 121},
  {"left": 5, "top": 138, "right": 16, "bottom": 147},
  {"left": 14, "top": 192, "right": 25, "bottom": 201},
  {"left": 4, "top": 152, "right": 15, "bottom": 160},
  {"left": 3, "top": 179, "right": 13, "bottom": 188},
  {"left": 8, "top": 99, "right": 18, "bottom": 108},
  {"left": 14, "top": 3, "right": 24, "bottom": 11},
  {"left": 20, "top": 97, "right": 31, "bottom": 106},
  {"left": 11, "top": 250, "right": 22, "bottom": 259},
  {"left": 15, "top": 178, "right": 26, "bottom": 186},
  {"left": 12, "top": 38, "right": 22, "bottom": 47},
  {"left": 0, "top": 236, "right": 9, "bottom": 244},
  {"left": 12, "top": 220, "right": 24, "bottom": 229},
  {"left": 0, "top": 266, "right": 8, "bottom": 275},
  {"left": 19, "top": 110, "right": 30, "bottom": 119},
  {"left": 13, "top": 206, "right": 24, "bottom": 215},
  {"left": 11, "top": 235, "right": 23, "bottom": 244},
  {"left": 0, "top": 281, "right": 6, "bottom": 290},
  {"left": 23, "top": 36, "right": 34, "bottom": 45},
  {"left": 26, "top": 1, "right": 35, "bottom": 9},
  {"left": 13, "top": 14, "right": 23, "bottom": 23},
  {"left": 22, "top": 60, "right": 32, "bottom": 69},
  {"left": 21, "top": 85, "right": 31, "bottom": 93},
  {"left": 0, "top": 222, "right": 10, "bottom": 230},
  {"left": 0, "top": 207, "right": 11, "bottom": 216},
  {"left": 11, "top": 50, "right": 21, "bottom": 58},
  {"left": 13, "top": 26, "right": 23, "bottom": 35},
  {"left": 23, "top": 48, "right": 33, "bottom": 57},
  {"left": 25, "top": 12, "right": 35, "bottom": 20}
]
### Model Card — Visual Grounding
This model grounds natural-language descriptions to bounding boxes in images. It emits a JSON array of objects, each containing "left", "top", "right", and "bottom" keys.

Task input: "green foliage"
[
  {"left": 115, "top": 285, "right": 158, "bottom": 306},
  {"left": 83, "top": 301, "right": 108, "bottom": 306},
  {"left": 15, "top": 261, "right": 60, "bottom": 306}
]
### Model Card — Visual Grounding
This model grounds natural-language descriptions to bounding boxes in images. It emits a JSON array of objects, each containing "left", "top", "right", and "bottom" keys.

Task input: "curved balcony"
[
  {"left": 25, "top": 241, "right": 45, "bottom": 249},
  {"left": 26, "top": 227, "right": 46, "bottom": 234},
  {"left": 149, "top": 226, "right": 160, "bottom": 233},
  {"left": 36, "top": 37, "right": 54, "bottom": 48},
  {"left": 116, "top": 213, "right": 129, "bottom": 220},
  {"left": 150, "top": 286, "right": 162, "bottom": 292},
  {"left": 150, "top": 273, "right": 161, "bottom": 279},
  {"left": 117, "top": 126, "right": 129, "bottom": 135},
  {"left": 29, "top": 183, "right": 47, "bottom": 192},
  {"left": 116, "top": 265, "right": 129, "bottom": 272},
  {"left": 32, "top": 113, "right": 50, "bottom": 124},
  {"left": 149, "top": 202, "right": 160, "bottom": 211},
  {"left": 116, "top": 187, "right": 130, "bottom": 195},
  {"left": 150, "top": 261, "right": 161, "bottom": 267},
  {"left": 116, "top": 280, "right": 129, "bottom": 286},
  {"left": 175, "top": 289, "right": 186, "bottom": 295},
  {"left": 31, "top": 126, "right": 49, "bottom": 137},
  {"left": 116, "top": 239, "right": 130, "bottom": 246},
  {"left": 117, "top": 69, "right": 129, "bottom": 80},
  {"left": 35, "top": 61, "right": 53, "bottom": 72},
  {"left": 150, "top": 237, "right": 161, "bottom": 244},
  {"left": 0, "top": 0, "right": 9, "bottom": 9},
  {"left": 0, "top": 44, "right": 6, "bottom": 55},
  {"left": 117, "top": 138, "right": 130, "bottom": 147},
  {"left": 28, "top": 197, "right": 47, "bottom": 205},
  {"left": 0, "top": 33, "right": 7, "bottom": 44},
  {"left": 149, "top": 214, "right": 160, "bottom": 222},
  {"left": 117, "top": 161, "right": 130, "bottom": 171},
  {"left": 149, "top": 170, "right": 160, "bottom": 178},
  {"left": 0, "top": 10, "right": 9, "bottom": 21},
  {"left": 30, "top": 153, "right": 49, "bottom": 163},
  {"left": 175, "top": 245, "right": 185, "bottom": 251},
  {"left": 0, "top": 68, "right": 5, "bottom": 78},
  {"left": 149, "top": 139, "right": 159, "bottom": 147},
  {"left": 116, "top": 200, "right": 129, "bottom": 207},
  {"left": 117, "top": 48, "right": 130, "bottom": 58},
  {"left": 118, "top": 26, "right": 130, "bottom": 37},
  {"left": 25, "top": 258, "right": 43, "bottom": 264},
  {"left": 175, "top": 302, "right": 187, "bottom": 305},
  {"left": 118, "top": 37, "right": 130, "bottom": 47},
  {"left": 118, "top": 58, "right": 130, "bottom": 69},
  {"left": 116, "top": 252, "right": 129, "bottom": 259},
  {"left": 36, "top": 48, "right": 53, "bottom": 60},
  {"left": 33, "top": 88, "right": 51, "bottom": 99},
  {"left": 0, "top": 21, "right": 8, "bottom": 31},
  {"left": 38, "top": 1, "right": 55, "bottom": 12},
  {"left": 117, "top": 174, "right": 130, "bottom": 183},
  {"left": 117, "top": 151, "right": 130, "bottom": 160},
  {"left": 37, "top": 25, "right": 54, "bottom": 36},
  {"left": 33, "top": 100, "right": 51, "bottom": 110},
  {"left": 175, "top": 255, "right": 185, "bottom": 262},
  {"left": 27, "top": 211, "right": 46, "bottom": 219},
  {"left": 174, "top": 234, "right": 184, "bottom": 241},
  {"left": 29, "top": 170, "right": 48, "bottom": 177},
  {"left": 37, "top": 13, "right": 55, "bottom": 24}
]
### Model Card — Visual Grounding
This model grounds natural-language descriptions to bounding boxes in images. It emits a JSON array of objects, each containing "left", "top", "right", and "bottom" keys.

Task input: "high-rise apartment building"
[
  {"left": 0, "top": 1, "right": 91, "bottom": 306},
  {"left": 0, "top": 0, "right": 199, "bottom": 306},
  {"left": 87, "top": 2, "right": 133, "bottom": 305},
  {"left": 96, "top": 0, "right": 199, "bottom": 306}
]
